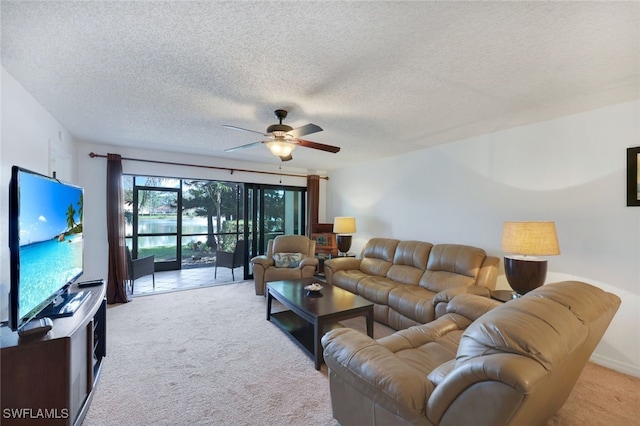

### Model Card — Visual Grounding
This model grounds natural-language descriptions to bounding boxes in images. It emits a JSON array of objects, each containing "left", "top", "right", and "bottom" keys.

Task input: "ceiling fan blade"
[
  {"left": 224, "top": 141, "right": 264, "bottom": 152},
  {"left": 286, "top": 123, "right": 323, "bottom": 138},
  {"left": 296, "top": 139, "right": 341, "bottom": 153},
  {"left": 279, "top": 154, "right": 293, "bottom": 162},
  {"left": 222, "top": 125, "right": 268, "bottom": 136}
]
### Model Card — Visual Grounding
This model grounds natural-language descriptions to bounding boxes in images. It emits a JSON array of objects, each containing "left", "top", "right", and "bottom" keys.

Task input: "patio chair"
[
  {"left": 215, "top": 239, "right": 245, "bottom": 280},
  {"left": 125, "top": 246, "right": 155, "bottom": 292}
]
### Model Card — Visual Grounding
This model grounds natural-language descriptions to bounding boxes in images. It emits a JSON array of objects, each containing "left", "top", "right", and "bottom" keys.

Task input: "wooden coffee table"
[{"left": 266, "top": 277, "right": 374, "bottom": 370}]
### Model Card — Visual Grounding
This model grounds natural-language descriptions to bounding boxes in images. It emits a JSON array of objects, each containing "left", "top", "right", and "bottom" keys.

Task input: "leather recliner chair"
[
  {"left": 251, "top": 235, "right": 319, "bottom": 295},
  {"left": 322, "top": 281, "right": 621, "bottom": 425}
]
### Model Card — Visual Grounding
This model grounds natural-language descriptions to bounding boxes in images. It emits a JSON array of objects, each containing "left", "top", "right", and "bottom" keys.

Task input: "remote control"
[
  {"left": 18, "top": 317, "right": 53, "bottom": 338},
  {"left": 78, "top": 279, "right": 104, "bottom": 288}
]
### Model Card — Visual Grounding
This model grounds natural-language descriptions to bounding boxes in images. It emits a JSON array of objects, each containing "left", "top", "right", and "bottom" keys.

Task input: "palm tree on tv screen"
[{"left": 66, "top": 204, "right": 77, "bottom": 231}]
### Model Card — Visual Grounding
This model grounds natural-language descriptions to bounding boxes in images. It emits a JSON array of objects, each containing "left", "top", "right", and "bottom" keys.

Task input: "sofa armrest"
[
  {"left": 251, "top": 255, "right": 273, "bottom": 268},
  {"left": 250, "top": 255, "right": 273, "bottom": 296},
  {"left": 426, "top": 354, "right": 547, "bottom": 425},
  {"left": 433, "top": 285, "right": 492, "bottom": 319},
  {"left": 323, "top": 257, "right": 362, "bottom": 285},
  {"left": 299, "top": 256, "right": 319, "bottom": 268},
  {"left": 477, "top": 255, "right": 500, "bottom": 289},
  {"left": 324, "top": 256, "right": 361, "bottom": 273},
  {"left": 322, "top": 328, "right": 434, "bottom": 418}
]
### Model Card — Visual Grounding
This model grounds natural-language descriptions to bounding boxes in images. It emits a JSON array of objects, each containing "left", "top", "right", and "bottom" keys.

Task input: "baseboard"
[{"left": 590, "top": 353, "right": 640, "bottom": 378}]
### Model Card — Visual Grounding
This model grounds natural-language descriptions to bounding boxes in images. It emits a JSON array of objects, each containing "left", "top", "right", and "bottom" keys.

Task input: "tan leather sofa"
[
  {"left": 324, "top": 238, "right": 499, "bottom": 330},
  {"left": 321, "top": 281, "right": 621, "bottom": 426},
  {"left": 251, "top": 235, "right": 319, "bottom": 295}
]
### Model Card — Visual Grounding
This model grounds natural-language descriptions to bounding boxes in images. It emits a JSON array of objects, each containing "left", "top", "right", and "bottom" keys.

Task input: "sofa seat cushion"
[
  {"left": 331, "top": 270, "right": 370, "bottom": 294},
  {"left": 388, "top": 285, "right": 438, "bottom": 324},
  {"left": 395, "top": 340, "right": 459, "bottom": 377},
  {"left": 375, "top": 312, "right": 471, "bottom": 376},
  {"left": 356, "top": 276, "right": 402, "bottom": 305},
  {"left": 264, "top": 266, "right": 306, "bottom": 282}
]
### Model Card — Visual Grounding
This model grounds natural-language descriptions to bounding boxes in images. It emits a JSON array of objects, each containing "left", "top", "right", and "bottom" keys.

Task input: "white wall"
[
  {"left": 326, "top": 100, "right": 640, "bottom": 377},
  {"left": 1, "top": 67, "right": 79, "bottom": 321}
]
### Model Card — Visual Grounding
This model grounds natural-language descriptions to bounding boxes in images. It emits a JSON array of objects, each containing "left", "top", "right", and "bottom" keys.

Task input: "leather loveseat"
[
  {"left": 321, "top": 280, "right": 621, "bottom": 426},
  {"left": 324, "top": 238, "right": 499, "bottom": 330}
]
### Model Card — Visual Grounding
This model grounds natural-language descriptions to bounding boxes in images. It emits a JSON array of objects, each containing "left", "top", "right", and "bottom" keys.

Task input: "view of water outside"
[
  {"left": 124, "top": 175, "right": 244, "bottom": 269},
  {"left": 131, "top": 216, "right": 221, "bottom": 248}
]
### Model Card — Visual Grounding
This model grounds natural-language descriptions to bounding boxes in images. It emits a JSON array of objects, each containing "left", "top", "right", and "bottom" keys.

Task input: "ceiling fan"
[{"left": 223, "top": 109, "right": 340, "bottom": 161}]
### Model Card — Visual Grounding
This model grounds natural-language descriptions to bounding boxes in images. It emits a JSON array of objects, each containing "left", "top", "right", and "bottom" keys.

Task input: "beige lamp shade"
[
  {"left": 333, "top": 217, "right": 356, "bottom": 234},
  {"left": 501, "top": 221, "right": 560, "bottom": 256}
]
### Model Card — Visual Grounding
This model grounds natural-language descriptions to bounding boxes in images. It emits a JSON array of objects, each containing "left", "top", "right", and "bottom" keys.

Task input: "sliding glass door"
[
  {"left": 245, "top": 184, "right": 307, "bottom": 278},
  {"left": 124, "top": 175, "right": 306, "bottom": 280},
  {"left": 129, "top": 178, "right": 182, "bottom": 271}
]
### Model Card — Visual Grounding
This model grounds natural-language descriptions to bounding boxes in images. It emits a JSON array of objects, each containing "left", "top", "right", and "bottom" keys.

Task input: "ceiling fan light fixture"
[
  {"left": 223, "top": 108, "right": 339, "bottom": 158},
  {"left": 266, "top": 138, "right": 295, "bottom": 158}
]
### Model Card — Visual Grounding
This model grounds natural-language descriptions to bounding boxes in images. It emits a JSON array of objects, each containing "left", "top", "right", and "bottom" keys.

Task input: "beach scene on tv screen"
[{"left": 18, "top": 171, "right": 83, "bottom": 319}]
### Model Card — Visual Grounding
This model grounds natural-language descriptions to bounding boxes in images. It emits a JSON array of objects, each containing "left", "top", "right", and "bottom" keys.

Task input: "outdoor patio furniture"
[
  {"left": 215, "top": 240, "right": 245, "bottom": 281},
  {"left": 125, "top": 246, "right": 155, "bottom": 292}
]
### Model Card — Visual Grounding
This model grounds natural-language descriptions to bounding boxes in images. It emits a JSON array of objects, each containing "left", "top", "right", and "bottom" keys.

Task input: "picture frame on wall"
[{"left": 627, "top": 147, "right": 640, "bottom": 206}]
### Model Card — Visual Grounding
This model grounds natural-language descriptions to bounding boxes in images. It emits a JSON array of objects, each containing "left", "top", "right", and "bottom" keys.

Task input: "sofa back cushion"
[
  {"left": 456, "top": 292, "right": 587, "bottom": 371},
  {"left": 419, "top": 244, "right": 486, "bottom": 292},
  {"left": 270, "top": 235, "right": 315, "bottom": 258},
  {"left": 386, "top": 241, "right": 433, "bottom": 285},
  {"left": 359, "top": 238, "right": 399, "bottom": 277}
]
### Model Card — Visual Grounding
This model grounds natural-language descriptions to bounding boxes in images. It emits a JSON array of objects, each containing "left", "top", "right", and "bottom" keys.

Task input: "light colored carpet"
[{"left": 84, "top": 281, "right": 640, "bottom": 425}]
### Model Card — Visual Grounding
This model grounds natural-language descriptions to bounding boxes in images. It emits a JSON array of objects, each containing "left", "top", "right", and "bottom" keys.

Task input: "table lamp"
[
  {"left": 501, "top": 221, "right": 560, "bottom": 296},
  {"left": 333, "top": 217, "right": 356, "bottom": 256}
]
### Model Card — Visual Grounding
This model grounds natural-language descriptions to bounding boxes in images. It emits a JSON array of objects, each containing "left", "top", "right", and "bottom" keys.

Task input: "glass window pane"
[
  {"left": 181, "top": 236, "right": 213, "bottom": 268},
  {"left": 182, "top": 180, "right": 241, "bottom": 250},
  {"left": 135, "top": 176, "right": 180, "bottom": 188},
  {"left": 123, "top": 176, "right": 134, "bottom": 237},
  {"left": 137, "top": 190, "right": 178, "bottom": 234},
  {"left": 138, "top": 236, "right": 176, "bottom": 262}
]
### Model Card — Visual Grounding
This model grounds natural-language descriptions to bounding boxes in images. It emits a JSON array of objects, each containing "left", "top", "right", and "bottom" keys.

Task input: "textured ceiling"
[{"left": 2, "top": 1, "right": 639, "bottom": 171}]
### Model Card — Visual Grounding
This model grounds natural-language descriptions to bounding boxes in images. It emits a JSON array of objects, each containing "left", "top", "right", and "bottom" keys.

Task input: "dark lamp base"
[
  {"left": 504, "top": 257, "right": 548, "bottom": 296},
  {"left": 336, "top": 235, "right": 352, "bottom": 255}
]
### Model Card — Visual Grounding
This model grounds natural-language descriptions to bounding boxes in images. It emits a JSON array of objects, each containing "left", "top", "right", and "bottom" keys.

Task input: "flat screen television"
[{"left": 8, "top": 166, "right": 87, "bottom": 331}]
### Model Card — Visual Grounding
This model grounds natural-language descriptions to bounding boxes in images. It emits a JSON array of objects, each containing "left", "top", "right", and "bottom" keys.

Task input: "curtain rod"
[{"left": 88, "top": 152, "right": 329, "bottom": 180}]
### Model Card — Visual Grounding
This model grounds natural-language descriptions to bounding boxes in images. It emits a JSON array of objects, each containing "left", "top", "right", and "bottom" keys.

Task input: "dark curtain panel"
[
  {"left": 307, "top": 175, "right": 320, "bottom": 236},
  {"left": 106, "top": 153, "right": 129, "bottom": 304}
]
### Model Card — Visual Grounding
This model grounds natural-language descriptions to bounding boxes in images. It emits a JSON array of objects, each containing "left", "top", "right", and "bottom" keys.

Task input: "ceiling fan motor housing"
[
  {"left": 267, "top": 110, "right": 292, "bottom": 135},
  {"left": 223, "top": 108, "right": 338, "bottom": 157},
  {"left": 266, "top": 123, "right": 293, "bottom": 135}
]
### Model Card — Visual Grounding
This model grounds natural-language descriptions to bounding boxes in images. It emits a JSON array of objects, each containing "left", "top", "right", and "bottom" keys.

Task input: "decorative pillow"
[{"left": 273, "top": 252, "right": 303, "bottom": 268}]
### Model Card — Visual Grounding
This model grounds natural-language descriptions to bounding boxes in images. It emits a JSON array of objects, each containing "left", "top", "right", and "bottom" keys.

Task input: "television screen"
[{"left": 9, "top": 166, "right": 84, "bottom": 331}]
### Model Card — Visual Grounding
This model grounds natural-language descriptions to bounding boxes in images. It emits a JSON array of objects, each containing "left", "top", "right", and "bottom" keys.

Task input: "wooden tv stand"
[{"left": 1, "top": 283, "right": 106, "bottom": 426}]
